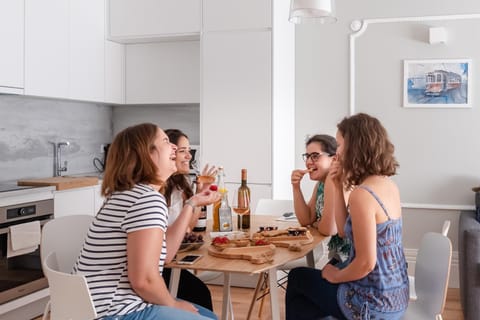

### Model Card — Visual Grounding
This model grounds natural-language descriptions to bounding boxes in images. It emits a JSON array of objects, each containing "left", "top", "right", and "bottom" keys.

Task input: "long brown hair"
[
  {"left": 337, "top": 113, "right": 398, "bottom": 189},
  {"left": 163, "top": 129, "right": 193, "bottom": 205},
  {"left": 101, "top": 123, "right": 163, "bottom": 197}
]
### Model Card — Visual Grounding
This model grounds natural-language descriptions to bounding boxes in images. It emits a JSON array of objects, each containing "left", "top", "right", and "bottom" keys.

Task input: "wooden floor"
[
  {"left": 208, "top": 285, "right": 463, "bottom": 320},
  {"left": 35, "top": 286, "right": 463, "bottom": 320}
]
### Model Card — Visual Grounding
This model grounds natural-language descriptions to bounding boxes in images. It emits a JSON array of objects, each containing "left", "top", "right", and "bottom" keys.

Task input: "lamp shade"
[{"left": 289, "top": 0, "right": 337, "bottom": 24}]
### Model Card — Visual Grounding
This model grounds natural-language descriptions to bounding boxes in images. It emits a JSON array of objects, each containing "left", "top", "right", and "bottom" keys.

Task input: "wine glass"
[{"left": 232, "top": 191, "right": 250, "bottom": 232}]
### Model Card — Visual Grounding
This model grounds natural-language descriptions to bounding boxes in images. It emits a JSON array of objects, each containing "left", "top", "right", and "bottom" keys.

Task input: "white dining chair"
[
  {"left": 409, "top": 220, "right": 450, "bottom": 301},
  {"left": 40, "top": 214, "right": 95, "bottom": 320},
  {"left": 42, "top": 251, "right": 97, "bottom": 320},
  {"left": 403, "top": 231, "right": 452, "bottom": 320}
]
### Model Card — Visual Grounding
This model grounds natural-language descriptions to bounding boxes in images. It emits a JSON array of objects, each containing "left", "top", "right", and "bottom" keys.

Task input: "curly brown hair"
[
  {"left": 101, "top": 123, "right": 163, "bottom": 197},
  {"left": 337, "top": 113, "right": 398, "bottom": 189}
]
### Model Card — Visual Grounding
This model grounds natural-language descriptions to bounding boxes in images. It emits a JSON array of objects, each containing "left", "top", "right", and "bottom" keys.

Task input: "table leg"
[
  {"left": 268, "top": 268, "right": 280, "bottom": 320},
  {"left": 168, "top": 268, "right": 181, "bottom": 297},
  {"left": 222, "top": 272, "right": 231, "bottom": 320},
  {"left": 306, "top": 250, "right": 315, "bottom": 268}
]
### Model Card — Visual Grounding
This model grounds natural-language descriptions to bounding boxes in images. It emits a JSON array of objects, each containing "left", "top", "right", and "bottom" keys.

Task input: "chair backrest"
[
  {"left": 441, "top": 220, "right": 451, "bottom": 237},
  {"left": 43, "top": 251, "right": 97, "bottom": 320},
  {"left": 405, "top": 232, "right": 452, "bottom": 319},
  {"left": 41, "top": 214, "right": 94, "bottom": 272},
  {"left": 254, "top": 198, "right": 294, "bottom": 216}
]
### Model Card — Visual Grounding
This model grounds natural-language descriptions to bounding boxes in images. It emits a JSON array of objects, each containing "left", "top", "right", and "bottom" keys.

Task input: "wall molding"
[
  {"left": 402, "top": 203, "right": 475, "bottom": 211},
  {"left": 349, "top": 13, "right": 480, "bottom": 115}
]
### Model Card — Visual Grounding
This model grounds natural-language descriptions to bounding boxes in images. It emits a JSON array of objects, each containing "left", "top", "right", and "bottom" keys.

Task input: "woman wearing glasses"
[{"left": 291, "top": 134, "right": 350, "bottom": 264}]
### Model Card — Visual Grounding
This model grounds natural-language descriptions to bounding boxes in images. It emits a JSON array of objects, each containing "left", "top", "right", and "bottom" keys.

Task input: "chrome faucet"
[{"left": 49, "top": 141, "right": 70, "bottom": 177}]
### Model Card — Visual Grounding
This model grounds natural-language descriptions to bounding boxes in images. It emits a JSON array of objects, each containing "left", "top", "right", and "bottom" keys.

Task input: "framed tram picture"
[{"left": 403, "top": 59, "right": 472, "bottom": 108}]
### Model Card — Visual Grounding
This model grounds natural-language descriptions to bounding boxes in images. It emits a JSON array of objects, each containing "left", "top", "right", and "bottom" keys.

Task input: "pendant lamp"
[{"left": 288, "top": 0, "right": 337, "bottom": 24}]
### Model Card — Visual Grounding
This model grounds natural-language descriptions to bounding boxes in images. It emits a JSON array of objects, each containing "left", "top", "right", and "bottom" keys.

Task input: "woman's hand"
[
  {"left": 322, "top": 263, "right": 340, "bottom": 283},
  {"left": 197, "top": 164, "right": 217, "bottom": 192},
  {"left": 291, "top": 169, "right": 309, "bottom": 188},
  {"left": 190, "top": 188, "right": 221, "bottom": 207},
  {"left": 174, "top": 300, "right": 199, "bottom": 314},
  {"left": 201, "top": 163, "right": 217, "bottom": 177},
  {"left": 327, "top": 156, "right": 343, "bottom": 189}
]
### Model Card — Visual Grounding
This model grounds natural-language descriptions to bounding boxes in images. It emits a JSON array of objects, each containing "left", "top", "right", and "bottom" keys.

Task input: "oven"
[{"left": 0, "top": 184, "right": 55, "bottom": 319}]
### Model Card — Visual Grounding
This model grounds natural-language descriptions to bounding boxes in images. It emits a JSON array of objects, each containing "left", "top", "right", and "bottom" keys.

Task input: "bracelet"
[{"left": 184, "top": 198, "right": 196, "bottom": 210}]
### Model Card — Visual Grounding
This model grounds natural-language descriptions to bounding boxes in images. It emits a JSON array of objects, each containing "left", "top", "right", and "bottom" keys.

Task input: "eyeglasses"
[{"left": 301, "top": 152, "right": 332, "bottom": 162}]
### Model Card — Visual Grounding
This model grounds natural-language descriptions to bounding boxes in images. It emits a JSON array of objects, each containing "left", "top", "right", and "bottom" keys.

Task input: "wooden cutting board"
[
  {"left": 208, "top": 244, "right": 276, "bottom": 264},
  {"left": 18, "top": 176, "right": 99, "bottom": 191}
]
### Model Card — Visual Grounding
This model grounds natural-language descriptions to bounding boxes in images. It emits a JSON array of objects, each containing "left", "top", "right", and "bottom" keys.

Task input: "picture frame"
[{"left": 403, "top": 59, "right": 472, "bottom": 108}]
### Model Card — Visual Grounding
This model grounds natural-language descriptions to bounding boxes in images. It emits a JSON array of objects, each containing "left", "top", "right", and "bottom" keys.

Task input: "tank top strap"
[{"left": 357, "top": 185, "right": 391, "bottom": 220}]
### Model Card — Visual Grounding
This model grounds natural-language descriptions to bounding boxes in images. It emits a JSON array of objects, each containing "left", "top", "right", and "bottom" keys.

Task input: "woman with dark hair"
[
  {"left": 286, "top": 114, "right": 409, "bottom": 320},
  {"left": 73, "top": 123, "right": 220, "bottom": 320},
  {"left": 162, "top": 128, "right": 216, "bottom": 311},
  {"left": 291, "top": 134, "right": 350, "bottom": 263}
]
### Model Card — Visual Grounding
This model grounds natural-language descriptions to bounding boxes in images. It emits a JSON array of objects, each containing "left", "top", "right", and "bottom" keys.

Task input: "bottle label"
[
  {"left": 219, "top": 208, "right": 233, "bottom": 232},
  {"left": 195, "top": 218, "right": 207, "bottom": 229}
]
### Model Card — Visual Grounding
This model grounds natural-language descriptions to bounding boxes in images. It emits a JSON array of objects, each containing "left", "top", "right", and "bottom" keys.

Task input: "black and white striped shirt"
[{"left": 73, "top": 184, "right": 168, "bottom": 318}]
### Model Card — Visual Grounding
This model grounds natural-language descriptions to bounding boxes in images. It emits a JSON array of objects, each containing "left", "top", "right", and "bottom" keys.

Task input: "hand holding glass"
[{"left": 232, "top": 191, "right": 250, "bottom": 231}]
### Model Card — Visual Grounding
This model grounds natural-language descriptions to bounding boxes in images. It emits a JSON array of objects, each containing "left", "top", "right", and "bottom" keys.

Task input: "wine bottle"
[
  {"left": 212, "top": 166, "right": 225, "bottom": 231},
  {"left": 219, "top": 190, "right": 233, "bottom": 232},
  {"left": 193, "top": 206, "right": 207, "bottom": 232},
  {"left": 237, "top": 168, "right": 251, "bottom": 230}
]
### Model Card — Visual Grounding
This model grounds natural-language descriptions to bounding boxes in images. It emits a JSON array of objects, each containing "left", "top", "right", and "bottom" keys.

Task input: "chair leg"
[
  {"left": 42, "top": 300, "right": 50, "bottom": 320},
  {"left": 277, "top": 270, "right": 289, "bottom": 290},
  {"left": 257, "top": 273, "right": 270, "bottom": 318},
  {"left": 246, "top": 272, "right": 266, "bottom": 320}
]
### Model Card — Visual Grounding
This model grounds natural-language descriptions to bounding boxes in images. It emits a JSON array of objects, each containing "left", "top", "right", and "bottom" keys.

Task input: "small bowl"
[{"left": 178, "top": 241, "right": 204, "bottom": 253}]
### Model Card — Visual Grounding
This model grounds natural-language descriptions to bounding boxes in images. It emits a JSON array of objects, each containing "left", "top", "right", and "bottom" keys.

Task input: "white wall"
[{"left": 294, "top": 0, "right": 480, "bottom": 287}]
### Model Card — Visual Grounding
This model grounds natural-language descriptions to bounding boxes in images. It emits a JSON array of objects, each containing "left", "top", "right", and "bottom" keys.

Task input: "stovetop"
[
  {"left": 0, "top": 182, "right": 55, "bottom": 205},
  {"left": 0, "top": 184, "right": 36, "bottom": 193}
]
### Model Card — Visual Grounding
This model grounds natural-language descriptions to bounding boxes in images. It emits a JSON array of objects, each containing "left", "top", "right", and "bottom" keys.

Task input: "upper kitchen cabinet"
[
  {"left": 108, "top": 0, "right": 201, "bottom": 43},
  {"left": 201, "top": 31, "right": 272, "bottom": 185},
  {"left": 203, "top": 0, "right": 271, "bottom": 31},
  {"left": 105, "top": 40, "right": 126, "bottom": 104},
  {"left": 125, "top": 41, "right": 200, "bottom": 104},
  {"left": 25, "top": 0, "right": 69, "bottom": 99},
  {"left": 25, "top": 0, "right": 124, "bottom": 103},
  {"left": 69, "top": 0, "right": 105, "bottom": 102},
  {"left": 0, "top": 0, "right": 24, "bottom": 94}
]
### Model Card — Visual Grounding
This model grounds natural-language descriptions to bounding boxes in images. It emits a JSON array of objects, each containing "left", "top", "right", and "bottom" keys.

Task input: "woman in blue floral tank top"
[{"left": 286, "top": 113, "right": 409, "bottom": 319}]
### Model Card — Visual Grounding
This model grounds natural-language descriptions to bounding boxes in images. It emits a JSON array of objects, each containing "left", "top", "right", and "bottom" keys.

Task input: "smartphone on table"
[{"left": 177, "top": 254, "right": 203, "bottom": 265}]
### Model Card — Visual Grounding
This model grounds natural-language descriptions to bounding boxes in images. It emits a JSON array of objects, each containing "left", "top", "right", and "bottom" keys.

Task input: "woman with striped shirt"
[{"left": 73, "top": 123, "right": 220, "bottom": 320}]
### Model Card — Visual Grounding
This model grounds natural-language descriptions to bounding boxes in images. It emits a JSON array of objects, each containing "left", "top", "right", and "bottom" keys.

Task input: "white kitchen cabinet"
[
  {"left": 54, "top": 184, "right": 104, "bottom": 218},
  {"left": 125, "top": 41, "right": 200, "bottom": 104},
  {"left": 105, "top": 40, "right": 126, "bottom": 104},
  {"left": 0, "top": 0, "right": 24, "bottom": 94},
  {"left": 25, "top": 0, "right": 69, "bottom": 99},
  {"left": 25, "top": 0, "right": 119, "bottom": 103},
  {"left": 203, "top": 0, "right": 271, "bottom": 32},
  {"left": 69, "top": 0, "right": 105, "bottom": 102},
  {"left": 54, "top": 186, "right": 96, "bottom": 218},
  {"left": 108, "top": 0, "right": 201, "bottom": 43},
  {"left": 201, "top": 0, "right": 294, "bottom": 199},
  {"left": 201, "top": 31, "right": 272, "bottom": 185}
]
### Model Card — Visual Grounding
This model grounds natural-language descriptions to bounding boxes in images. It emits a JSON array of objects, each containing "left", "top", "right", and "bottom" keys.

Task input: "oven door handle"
[{"left": 0, "top": 218, "right": 51, "bottom": 235}]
